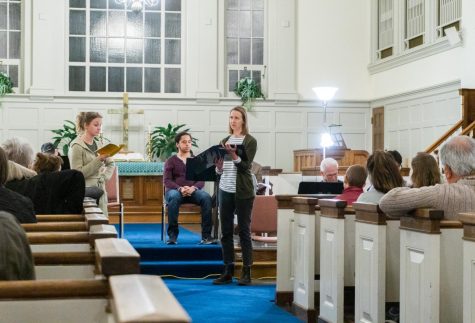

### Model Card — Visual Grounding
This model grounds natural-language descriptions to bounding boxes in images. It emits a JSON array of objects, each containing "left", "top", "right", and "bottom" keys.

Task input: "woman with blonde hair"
[
  {"left": 410, "top": 152, "right": 441, "bottom": 188},
  {"left": 69, "top": 112, "right": 114, "bottom": 216}
]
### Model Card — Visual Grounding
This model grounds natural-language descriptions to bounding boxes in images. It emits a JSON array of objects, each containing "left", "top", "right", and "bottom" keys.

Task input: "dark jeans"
[
  {"left": 165, "top": 189, "right": 212, "bottom": 239},
  {"left": 219, "top": 189, "right": 255, "bottom": 266}
]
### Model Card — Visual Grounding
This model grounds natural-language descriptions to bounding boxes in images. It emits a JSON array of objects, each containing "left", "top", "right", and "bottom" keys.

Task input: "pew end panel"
[
  {"left": 459, "top": 213, "right": 475, "bottom": 323},
  {"left": 95, "top": 238, "right": 141, "bottom": 277}
]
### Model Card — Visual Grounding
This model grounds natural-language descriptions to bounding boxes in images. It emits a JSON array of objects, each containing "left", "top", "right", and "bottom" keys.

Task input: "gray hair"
[
  {"left": 1, "top": 137, "right": 35, "bottom": 168},
  {"left": 439, "top": 135, "right": 475, "bottom": 176},
  {"left": 320, "top": 157, "right": 338, "bottom": 172}
]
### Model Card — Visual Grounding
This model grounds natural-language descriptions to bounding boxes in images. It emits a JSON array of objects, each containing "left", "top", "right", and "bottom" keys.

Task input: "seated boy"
[{"left": 335, "top": 165, "right": 367, "bottom": 205}]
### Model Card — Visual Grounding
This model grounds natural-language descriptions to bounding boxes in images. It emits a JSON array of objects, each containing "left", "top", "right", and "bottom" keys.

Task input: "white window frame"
[
  {"left": 0, "top": 0, "right": 22, "bottom": 92},
  {"left": 66, "top": 0, "right": 185, "bottom": 96},
  {"left": 369, "top": 0, "right": 462, "bottom": 74}
]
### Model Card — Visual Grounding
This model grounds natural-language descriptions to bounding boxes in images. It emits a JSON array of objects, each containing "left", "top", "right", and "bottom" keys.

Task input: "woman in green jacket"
[
  {"left": 69, "top": 112, "right": 114, "bottom": 216},
  {"left": 213, "top": 106, "right": 257, "bottom": 286}
]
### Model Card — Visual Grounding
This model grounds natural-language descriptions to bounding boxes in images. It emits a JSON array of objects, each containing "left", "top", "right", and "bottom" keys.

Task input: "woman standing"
[
  {"left": 213, "top": 106, "right": 257, "bottom": 286},
  {"left": 69, "top": 112, "right": 114, "bottom": 216}
]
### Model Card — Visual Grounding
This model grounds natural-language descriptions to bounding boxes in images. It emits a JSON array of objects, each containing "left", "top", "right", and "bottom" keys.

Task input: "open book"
[{"left": 96, "top": 143, "right": 125, "bottom": 157}]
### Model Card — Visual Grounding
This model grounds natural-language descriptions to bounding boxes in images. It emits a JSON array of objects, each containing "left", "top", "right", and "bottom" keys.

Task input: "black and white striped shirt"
[{"left": 219, "top": 136, "right": 245, "bottom": 193}]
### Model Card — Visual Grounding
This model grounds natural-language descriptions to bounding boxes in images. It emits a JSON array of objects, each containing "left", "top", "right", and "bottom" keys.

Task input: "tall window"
[
  {"left": 68, "top": 0, "right": 182, "bottom": 93},
  {"left": 226, "top": 0, "right": 265, "bottom": 93},
  {"left": 0, "top": 0, "right": 21, "bottom": 88},
  {"left": 437, "top": 0, "right": 461, "bottom": 37},
  {"left": 405, "top": 0, "right": 425, "bottom": 49},
  {"left": 378, "top": 0, "right": 394, "bottom": 59}
]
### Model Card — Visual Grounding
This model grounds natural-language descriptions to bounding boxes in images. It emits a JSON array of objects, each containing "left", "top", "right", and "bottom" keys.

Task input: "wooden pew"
[
  {"left": 275, "top": 194, "right": 334, "bottom": 307},
  {"left": 34, "top": 237, "right": 139, "bottom": 280},
  {"left": 399, "top": 209, "right": 463, "bottom": 323},
  {"left": 459, "top": 212, "right": 475, "bottom": 323},
  {"left": 0, "top": 275, "right": 190, "bottom": 323},
  {"left": 352, "top": 203, "right": 400, "bottom": 323},
  {"left": 317, "top": 199, "right": 355, "bottom": 323},
  {"left": 34, "top": 199, "right": 97, "bottom": 222}
]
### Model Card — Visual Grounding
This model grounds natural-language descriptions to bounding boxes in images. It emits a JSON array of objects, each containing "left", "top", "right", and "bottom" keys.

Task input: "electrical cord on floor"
[{"left": 158, "top": 274, "right": 277, "bottom": 280}]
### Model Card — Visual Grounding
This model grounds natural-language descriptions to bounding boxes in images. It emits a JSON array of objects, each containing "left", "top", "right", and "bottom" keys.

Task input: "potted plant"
[
  {"left": 51, "top": 120, "right": 78, "bottom": 156},
  {"left": 149, "top": 123, "right": 198, "bottom": 161},
  {"left": 0, "top": 72, "right": 14, "bottom": 97},
  {"left": 234, "top": 77, "right": 265, "bottom": 111}
]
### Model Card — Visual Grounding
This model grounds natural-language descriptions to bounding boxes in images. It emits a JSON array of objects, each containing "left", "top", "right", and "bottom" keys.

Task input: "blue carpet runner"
[{"left": 121, "top": 223, "right": 223, "bottom": 278}]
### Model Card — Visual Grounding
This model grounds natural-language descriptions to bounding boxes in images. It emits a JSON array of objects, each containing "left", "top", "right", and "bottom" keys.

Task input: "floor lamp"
[{"left": 312, "top": 86, "right": 338, "bottom": 159}]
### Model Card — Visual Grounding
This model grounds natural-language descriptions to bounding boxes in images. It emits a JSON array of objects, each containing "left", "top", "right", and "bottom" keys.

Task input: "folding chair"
[{"left": 106, "top": 166, "right": 125, "bottom": 238}]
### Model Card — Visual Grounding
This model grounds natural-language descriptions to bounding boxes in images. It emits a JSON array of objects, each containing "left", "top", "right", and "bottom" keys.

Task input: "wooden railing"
[{"left": 424, "top": 119, "right": 463, "bottom": 153}]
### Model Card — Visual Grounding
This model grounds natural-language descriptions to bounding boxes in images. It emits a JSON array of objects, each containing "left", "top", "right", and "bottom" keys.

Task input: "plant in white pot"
[
  {"left": 0, "top": 72, "right": 14, "bottom": 97},
  {"left": 234, "top": 77, "right": 265, "bottom": 111}
]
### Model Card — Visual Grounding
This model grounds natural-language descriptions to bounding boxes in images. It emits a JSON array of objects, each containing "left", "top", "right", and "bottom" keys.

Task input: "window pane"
[
  {"left": 165, "top": 39, "right": 180, "bottom": 64},
  {"left": 126, "top": 38, "right": 143, "bottom": 63},
  {"left": 0, "top": 31, "right": 6, "bottom": 58},
  {"left": 227, "top": 38, "right": 238, "bottom": 64},
  {"left": 70, "top": 0, "right": 86, "bottom": 8},
  {"left": 145, "top": 0, "right": 160, "bottom": 10},
  {"left": 90, "top": 11, "right": 107, "bottom": 36},
  {"left": 70, "top": 10, "right": 86, "bottom": 35},
  {"left": 239, "top": 69, "right": 250, "bottom": 79},
  {"left": 126, "top": 67, "right": 142, "bottom": 92},
  {"left": 226, "top": 11, "right": 238, "bottom": 37},
  {"left": 253, "top": 0, "right": 264, "bottom": 10},
  {"left": 91, "top": 0, "right": 107, "bottom": 9},
  {"left": 228, "top": 70, "right": 238, "bottom": 92},
  {"left": 165, "top": 13, "right": 180, "bottom": 38},
  {"left": 90, "top": 37, "right": 107, "bottom": 62},
  {"left": 127, "top": 11, "right": 143, "bottom": 37},
  {"left": 240, "top": 0, "right": 251, "bottom": 10},
  {"left": 69, "top": 66, "right": 85, "bottom": 91},
  {"left": 9, "top": 65, "right": 18, "bottom": 87},
  {"left": 108, "top": 38, "right": 125, "bottom": 63},
  {"left": 144, "top": 38, "right": 160, "bottom": 64},
  {"left": 252, "top": 11, "right": 263, "bottom": 37},
  {"left": 252, "top": 38, "right": 263, "bottom": 65},
  {"left": 252, "top": 70, "right": 261, "bottom": 86},
  {"left": 0, "top": 4, "right": 6, "bottom": 29},
  {"left": 228, "top": 0, "right": 238, "bottom": 10},
  {"left": 9, "top": 2, "right": 21, "bottom": 30},
  {"left": 239, "top": 38, "right": 250, "bottom": 64},
  {"left": 0, "top": 65, "right": 6, "bottom": 74},
  {"left": 69, "top": 37, "right": 86, "bottom": 62},
  {"left": 165, "top": 0, "right": 181, "bottom": 12},
  {"left": 108, "top": 11, "right": 125, "bottom": 37},
  {"left": 144, "top": 67, "right": 160, "bottom": 92},
  {"left": 9, "top": 31, "right": 20, "bottom": 59},
  {"left": 145, "top": 12, "right": 160, "bottom": 37},
  {"left": 165, "top": 68, "right": 180, "bottom": 93},
  {"left": 108, "top": 67, "right": 124, "bottom": 92},
  {"left": 108, "top": 0, "right": 125, "bottom": 10},
  {"left": 90, "top": 66, "right": 106, "bottom": 91},
  {"left": 239, "top": 11, "right": 251, "bottom": 37}
]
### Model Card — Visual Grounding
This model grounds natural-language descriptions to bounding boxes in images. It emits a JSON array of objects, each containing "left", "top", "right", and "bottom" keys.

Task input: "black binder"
[{"left": 297, "top": 181, "right": 344, "bottom": 194}]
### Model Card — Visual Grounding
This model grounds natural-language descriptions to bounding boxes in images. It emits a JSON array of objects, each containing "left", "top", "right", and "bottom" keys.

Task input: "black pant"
[{"left": 219, "top": 189, "right": 254, "bottom": 266}]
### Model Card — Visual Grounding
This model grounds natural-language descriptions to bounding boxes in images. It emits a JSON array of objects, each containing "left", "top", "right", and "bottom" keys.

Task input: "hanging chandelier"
[{"left": 115, "top": 0, "right": 160, "bottom": 12}]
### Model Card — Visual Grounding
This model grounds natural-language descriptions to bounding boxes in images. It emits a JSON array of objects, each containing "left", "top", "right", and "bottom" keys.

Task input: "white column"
[
  {"left": 461, "top": 0, "right": 475, "bottom": 88},
  {"left": 267, "top": 0, "right": 298, "bottom": 103}
]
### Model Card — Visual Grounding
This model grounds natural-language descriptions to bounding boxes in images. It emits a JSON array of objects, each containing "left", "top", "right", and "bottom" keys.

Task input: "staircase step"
[
  {"left": 141, "top": 260, "right": 224, "bottom": 278},
  {"left": 235, "top": 261, "right": 277, "bottom": 279},
  {"left": 136, "top": 245, "right": 222, "bottom": 262}
]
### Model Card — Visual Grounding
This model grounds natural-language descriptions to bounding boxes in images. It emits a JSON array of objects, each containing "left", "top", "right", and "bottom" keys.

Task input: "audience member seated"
[
  {"left": 335, "top": 165, "right": 367, "bottom": 205},
  {"left": 320, "top": 157, "right": 340, "bottom": 182},
  {"left": 386, "top": 150, "right": 402, "bottom": 168},
  {"left": 2, "top": 137, "right": 35, "bottom": 168},
  {"left": 7, "top": 160, "right": 36, "bottom": 182},
  {"left": 41, "top": 142, "right": 71, "bottom": 170},
  {"left": 380, "top": 136, "right": 475, "bottom": 219},
  {"left": 357, "top": 151, "right": 403, "bottom": 204},
  {"left": 164, "top": 131, "right": 213, "bottom": 245},
  {"left": 0, "top": 211, "right": 35, "bottom": 280},
  {"left": 0, "top": 147, "right": 36, "bottom": 223},
  {"left": 6, "top": 153, "right": 85, "bottom": 215},
  {"left": 410, "top": 152, "right": 442, "bottom": 188}
]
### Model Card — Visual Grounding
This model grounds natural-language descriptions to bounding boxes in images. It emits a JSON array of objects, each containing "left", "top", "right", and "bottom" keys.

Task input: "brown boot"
[
  {"left": 237, "top": 265, "right": 251, "bottom": 285},
  {"left": 213, "top": 264, "right": 234, "bottom": 285}
]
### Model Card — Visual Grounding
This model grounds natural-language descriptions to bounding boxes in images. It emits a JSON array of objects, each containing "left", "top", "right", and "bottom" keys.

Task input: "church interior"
[{"left": 1, "top": 0, "right": 475, "bottom": 322}]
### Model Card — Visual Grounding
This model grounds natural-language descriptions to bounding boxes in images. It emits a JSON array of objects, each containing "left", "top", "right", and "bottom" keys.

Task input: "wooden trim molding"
[
  {"left": 400, "top": 208, "right": 444, "bottom": 234},
  {"left": 292, "top": 302, "right": 316, "bottom": 323},
  {"left": 458, "top": 212, "right": 475, "bottom": 242},
  {"left": 292, "top": 197, "right": 319, "bottom": 214},
  {"left": 275, "top": 195, "right": 299, "bottom": 209},
  {"left": 319, "top": 199, "right": 348, "bottom": 219},
  {"left": 33, "top": 252, "right": 95, "bottom": 265},
  {"left": 353, "top": 202, "right": 387, "bottom": 225},
  {"left": 275, "top": 291, "right": 293, "bottom": 306}
]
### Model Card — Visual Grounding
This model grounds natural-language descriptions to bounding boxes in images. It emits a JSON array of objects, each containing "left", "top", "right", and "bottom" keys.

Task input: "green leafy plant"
[
  {"left": 51, "top": 120, "right": 77, "bottom": 156},
  {"left": 234, "top": 77, "right": 265, "bottom": 111},
  {"left": 149, "top": 123, "right": 198, "bottom": 161},
  {"left": 0, "top": 72, "right": 14, "bottom": 96}
]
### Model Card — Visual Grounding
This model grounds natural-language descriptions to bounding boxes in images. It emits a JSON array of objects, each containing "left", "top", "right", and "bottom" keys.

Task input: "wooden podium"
[{"left": 293, "top": 148, "right": 369, "bottom": 172}]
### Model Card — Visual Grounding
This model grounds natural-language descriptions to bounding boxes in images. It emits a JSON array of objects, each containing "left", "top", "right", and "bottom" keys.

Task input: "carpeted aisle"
[{"left": 164, "top": 278, "right": 302, "bottom": 323}]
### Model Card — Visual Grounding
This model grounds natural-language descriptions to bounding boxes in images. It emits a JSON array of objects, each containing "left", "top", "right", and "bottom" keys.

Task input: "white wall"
[{"left": 297, "top": 0, "right": 372, "bottom": 101}]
